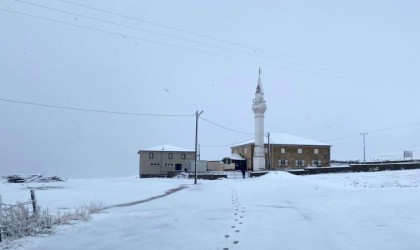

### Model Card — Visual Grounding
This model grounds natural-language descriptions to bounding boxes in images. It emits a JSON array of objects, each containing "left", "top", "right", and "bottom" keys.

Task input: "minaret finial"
[{"left": 256, "top": 67, "right": 263, "bottom": 94}]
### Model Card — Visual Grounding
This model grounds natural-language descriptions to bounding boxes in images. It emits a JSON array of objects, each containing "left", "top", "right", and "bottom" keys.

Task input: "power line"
[
  {"left": 368, "top": 122, "right": 420, "bottom": 134},
  {"left": 201, "top": 133, "right": 269, "bottom": 148},
  {"left": 1, "top": 7, "right": 416, "bottom": 92},
  {"left": 54, "top": 0, "right": 283, "bottom": 53},
  {"left": 12, "top": 0, "right": 386, "bottom": 81},
  {"left": 324, "top": 133, "right": 361, "bottom": 142},
  {"left": 201, "top": 136, "right": 256, "bottom": 148},
  {"left": 53, "top": 0, "right": 420, "bottom": 86},
  {"left": 14, "top": 0, "right": 293, "bottom": 63},
  {"left": 324, "top": 121, "right": 420, "bottom": 142},
  {"left": 0, "top": 98, "right": 194, "bottom": 117},
  {"left": 0, "top": 8, "right": 284, "bottom": 69},
  {"left": 199, "top": 117, "right": 253, "bottom": 135}
]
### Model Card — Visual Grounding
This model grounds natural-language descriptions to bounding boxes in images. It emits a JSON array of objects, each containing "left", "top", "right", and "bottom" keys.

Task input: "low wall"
[
  {"left": 250, "top": 171, "right": 269, "bottom": 177},
  {"left": 191, "top": 174, "right": 227, "bottom": 180},
  {"left": 350, "top": 162, "right": 420, "bottom": 172},
  {"left": 140, "top": 174, "right": 167, "bottom": 178},
  {"left": 287, "top": 161, "right": 420, "bottom": 175},
  {"left": 290, "top": 166, "right": 352, "bottom": 175}
]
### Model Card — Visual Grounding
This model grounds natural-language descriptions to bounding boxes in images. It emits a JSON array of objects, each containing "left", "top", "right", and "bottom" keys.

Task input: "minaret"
[{"left": 252, "top": 68, "right": 267, "bottom": 171}]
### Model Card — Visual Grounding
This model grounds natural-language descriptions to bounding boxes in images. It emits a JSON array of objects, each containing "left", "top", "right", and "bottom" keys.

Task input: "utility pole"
[
  {"left": 0, "top": 194, "right": 2, "bottom": 242},
  {"left": 160, "top": 147, "right": 163, "bottom": 175},
  {"left": 194, "top": 110, "right": 204, "bottom": 185},
  {"left": 360, "top": 132, "right": 368, "bottom": 162},
  {"left": 267, "top": 132, "right": 271, "bottom": 170}
]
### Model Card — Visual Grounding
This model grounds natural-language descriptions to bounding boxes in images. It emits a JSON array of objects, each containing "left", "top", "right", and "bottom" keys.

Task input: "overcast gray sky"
[{"left": 1, "top": 0, "right": 419, "bottom": 178}]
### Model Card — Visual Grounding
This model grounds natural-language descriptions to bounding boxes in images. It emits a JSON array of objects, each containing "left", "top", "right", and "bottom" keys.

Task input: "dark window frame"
[
  {"left": 296, "top": 160, "right": 305, "bottom": 166},
  {"left": 312, "top": 160, "right": 321, "bottom": 166},
  {"left": 278, "top": 159, "right": 288, "bottom": 166}
]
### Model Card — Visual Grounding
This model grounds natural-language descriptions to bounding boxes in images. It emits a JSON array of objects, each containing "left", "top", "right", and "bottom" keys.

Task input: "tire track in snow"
[{"left": 103, "top": 185, "right": 187, "bottom": 209}]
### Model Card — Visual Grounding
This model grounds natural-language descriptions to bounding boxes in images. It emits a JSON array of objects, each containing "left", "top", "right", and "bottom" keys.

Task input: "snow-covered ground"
[
  {"left": 0, "top": 177, "right": 188, "bottom": 211},
  {"left": 303, "top": 169, "right": 420, "bottom": 189},
  {"left": 1, "top": 170, "right": 420, "bottom": 250}
]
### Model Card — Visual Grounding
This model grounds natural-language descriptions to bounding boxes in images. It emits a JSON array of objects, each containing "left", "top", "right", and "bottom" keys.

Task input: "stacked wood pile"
[{"left": 3, "top": 174, "right": 65, "bottom": 183}]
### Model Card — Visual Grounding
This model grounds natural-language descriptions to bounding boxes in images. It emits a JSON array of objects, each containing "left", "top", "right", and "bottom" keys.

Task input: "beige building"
[
  {"left": 138, "top": 144, "right": 195, "bottom": 177},
  {"left": 231, "top": 133, "right": 331, "bottom": 170},
  {"left": 207, "top": 161, "right": 224, "bottom": 171}
]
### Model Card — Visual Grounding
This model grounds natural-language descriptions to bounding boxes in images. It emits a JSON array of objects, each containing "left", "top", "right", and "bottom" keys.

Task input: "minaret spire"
[
  {"left": 252, "top": 68, "right": 267, "bottom": 171},
  {"left": 256, "top": 67, "right": 263, "bottom": 94}
]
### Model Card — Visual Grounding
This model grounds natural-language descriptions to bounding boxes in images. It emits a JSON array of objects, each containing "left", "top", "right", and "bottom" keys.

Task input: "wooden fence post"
[
  {"left": 30, "top": 190, "right": 38, "bottom": 216},
  {"left": 0, "top": 194, "right": 3, "bottom": 242}
]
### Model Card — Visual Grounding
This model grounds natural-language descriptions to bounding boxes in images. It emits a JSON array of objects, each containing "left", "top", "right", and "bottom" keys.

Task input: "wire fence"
[
  {"left": 0, "top": 190, "right": 53, "bottom": 242},
  {"left": 0, "top": 189, "right": 103, "bottom": 244}
]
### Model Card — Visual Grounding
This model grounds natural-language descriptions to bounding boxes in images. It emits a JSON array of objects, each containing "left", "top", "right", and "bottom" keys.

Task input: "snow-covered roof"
[
  {"left": 232, "top": 133, "right": 331, "bottom": 147},
  {"left": 140, "top": 144, "right": 194, "bottom": 152},
  {"left": 222, "top": 153, "right": 246, "bottom": 161}
]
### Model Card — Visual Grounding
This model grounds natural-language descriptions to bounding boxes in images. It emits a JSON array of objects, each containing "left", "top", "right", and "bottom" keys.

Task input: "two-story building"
[
  {"left": 138, "top": 144, "right": 195, "bottom": 177},
  {"left": 231, "top": 133, "right": 331, "bottom": 170}
]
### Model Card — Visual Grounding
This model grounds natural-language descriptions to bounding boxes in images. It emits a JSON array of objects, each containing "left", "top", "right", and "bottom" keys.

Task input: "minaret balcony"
[{"left": 252, "top": 105, "right": 267, "bottom": 113}]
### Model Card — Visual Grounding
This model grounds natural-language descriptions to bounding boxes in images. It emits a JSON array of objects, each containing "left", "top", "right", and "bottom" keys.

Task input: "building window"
[
  {"left": 181, "top": 153, "right": 186, "bottom": 159},
  {"left": 244, "top": 148, "right": 247, "bottom": 154},
  {"left": 278, "top": 160, "right": 288, "bottom": 166},
  {"left": 165, "top": 163, "right": 174, "bottom": 167},
  {"left": 297, "top": 148, "right": 302, "bottom": 154},
  {"left": 296, "top": 160, "right": 305, "bottom": 166},
  {"left": 149, "top": 152, "right": 154, "bottom": 159},
  {"left": 312, "top": 160, "right": 321, "bottom": 166},
  {"left": 168, "top": 153, "right": 173, "bottom": 159},
  {"left": 281, "top": 148, "right": 286, "bottom": 154},
  {"left": 314, "top": 149, "right": 319, "bottom": 154},
  {"left": 151, "top": 163, "right": 160, "bottom": 166}
]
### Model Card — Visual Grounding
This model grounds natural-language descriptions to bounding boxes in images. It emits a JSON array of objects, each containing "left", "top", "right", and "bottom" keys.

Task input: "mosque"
[
  {"left": 139, "top": 69, "right": 331, "bottom": 177},
  {"left": 227, "top": 69, "right": 331, "bottom": 171}
]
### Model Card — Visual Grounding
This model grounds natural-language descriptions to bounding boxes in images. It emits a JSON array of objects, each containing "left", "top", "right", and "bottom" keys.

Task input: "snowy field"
[{"left": 1, "top": 170, "right": 420, "bottom": 250}]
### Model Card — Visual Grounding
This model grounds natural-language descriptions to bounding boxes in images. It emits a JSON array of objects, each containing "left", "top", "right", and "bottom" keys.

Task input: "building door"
[{"left": 175, "top": 164, "right": 182, "bottom": 171}]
